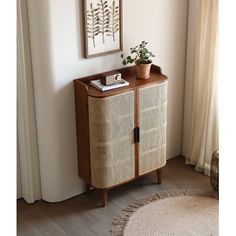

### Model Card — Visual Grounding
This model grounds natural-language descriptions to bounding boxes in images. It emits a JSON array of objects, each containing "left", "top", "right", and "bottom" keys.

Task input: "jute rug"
[{"left": 111, "top": 190, "right": 218, "bottom": 236}]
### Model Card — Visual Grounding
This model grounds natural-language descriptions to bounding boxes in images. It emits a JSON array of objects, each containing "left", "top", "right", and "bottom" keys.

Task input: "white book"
[{"left": 90, "top": 79, "right": 129, "bottom": 91}]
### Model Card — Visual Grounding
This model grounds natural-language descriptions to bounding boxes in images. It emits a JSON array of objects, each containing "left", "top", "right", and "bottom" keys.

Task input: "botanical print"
[
  {"left": 106, "top": 1, "right": 120, "bottom": 42},
  {"left": 84, "top": 0, "right": 121, "bottom": 57},
  {"left": 87, "top": 3, "right": 99, "bottom": 48}
]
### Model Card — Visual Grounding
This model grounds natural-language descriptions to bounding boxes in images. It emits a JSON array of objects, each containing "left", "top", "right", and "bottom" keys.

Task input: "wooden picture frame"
[{"left": 83, "top": 0, "right": 123, "bottom": 58}]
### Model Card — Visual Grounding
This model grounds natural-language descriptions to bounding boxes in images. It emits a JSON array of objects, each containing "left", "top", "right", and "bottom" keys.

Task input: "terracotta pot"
[{"left": 135, "top": 63, "right": 152, "bottom": 79}]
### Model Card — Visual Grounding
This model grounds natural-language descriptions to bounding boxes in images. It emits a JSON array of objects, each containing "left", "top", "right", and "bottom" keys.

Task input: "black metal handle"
[{"left": 134, "top": 127, "right": 140, "bottom": 143}]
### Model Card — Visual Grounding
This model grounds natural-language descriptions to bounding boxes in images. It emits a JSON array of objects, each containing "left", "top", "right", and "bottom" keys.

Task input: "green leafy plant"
[{"left": 121, "top": 41, "right": 155, "bottom": 65}]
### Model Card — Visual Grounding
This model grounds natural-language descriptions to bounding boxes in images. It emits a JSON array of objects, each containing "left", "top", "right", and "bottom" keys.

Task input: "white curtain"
[
  {"left": 17, "top": 0, "right": 41, "bottom": 203},
  {"left": 183, "top": 0, "right": 219, "bottom": 175}
]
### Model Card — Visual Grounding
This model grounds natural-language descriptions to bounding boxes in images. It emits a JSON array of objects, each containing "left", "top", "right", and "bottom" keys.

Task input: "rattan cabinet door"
[
  {"left": 88, "top": 91, "right": 135, "bottom": 189},
  {"left": 138, "top": 82, "right": 167, "bottom": 175}
]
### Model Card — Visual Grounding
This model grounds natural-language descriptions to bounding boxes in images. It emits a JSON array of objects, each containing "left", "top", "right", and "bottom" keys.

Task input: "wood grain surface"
[{"left": 75, "top": 65, "right": 167, "bottom": 98}]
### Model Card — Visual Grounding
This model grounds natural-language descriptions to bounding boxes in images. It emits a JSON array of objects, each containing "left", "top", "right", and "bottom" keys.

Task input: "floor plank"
[{"left": 17, "top": 156, "right": 212, "bottom": 236}]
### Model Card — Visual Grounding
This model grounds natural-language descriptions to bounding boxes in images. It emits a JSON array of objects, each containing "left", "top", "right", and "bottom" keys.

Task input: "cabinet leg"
[
  {"left": 85, "top": 183, "right": 90, "bottom": 192},
  {"left": 157, "top": 169, "right": 162, "bottom": 184},
  {"left": 100, "top": 189, "right": 107, "bottom": 207}
]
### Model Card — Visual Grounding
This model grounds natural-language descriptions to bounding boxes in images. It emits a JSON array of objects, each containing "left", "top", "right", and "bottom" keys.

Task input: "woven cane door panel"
[
  {"left": 139, "top": 83, "right": 167, "bottom": 175},
  {"left": 88, "top": 91, "right": 135, "bottom": 188}
]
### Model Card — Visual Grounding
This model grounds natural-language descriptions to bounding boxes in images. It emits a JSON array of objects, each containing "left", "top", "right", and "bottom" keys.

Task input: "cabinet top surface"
[{"left": 74, "top": 65, "right": 167, "bottom": 98}]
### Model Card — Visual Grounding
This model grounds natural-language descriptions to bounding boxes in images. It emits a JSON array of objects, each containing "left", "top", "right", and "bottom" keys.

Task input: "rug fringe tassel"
[{"left": 110, "top": 189, "right": 218, "bottom": 236}]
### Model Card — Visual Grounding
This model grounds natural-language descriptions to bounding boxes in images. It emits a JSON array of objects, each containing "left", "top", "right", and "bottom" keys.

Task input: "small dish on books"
[{"left": 90, "top": 79, "right": 129, "bottom": 92}]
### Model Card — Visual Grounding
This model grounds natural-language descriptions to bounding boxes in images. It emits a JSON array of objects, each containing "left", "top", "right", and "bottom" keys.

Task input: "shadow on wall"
[
  {"left": 28, "top": 0, "right": 56, "bottom": 200},
  {"left": 34, "top": 0, "right": 122, "bottom": 202},
  {"left": 28, "top": 0, "right": 188, "bottom": 202},
  {"left": 75, "top": 0, "right": 123, "bottom": 73},
  {"left": 29, "top": 0, "right": 84, "bottom": 201},
  {"left": 75, "top": 0, "right": 85, "bottom": 59}
]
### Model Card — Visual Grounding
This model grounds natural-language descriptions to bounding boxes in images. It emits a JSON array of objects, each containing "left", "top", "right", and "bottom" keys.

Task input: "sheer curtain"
[
  {"left": 183, "top": 0, "right": 219, "bottom": 175},
  {"left": 17, "top": 0, "right": 41, "bottom": 203}
]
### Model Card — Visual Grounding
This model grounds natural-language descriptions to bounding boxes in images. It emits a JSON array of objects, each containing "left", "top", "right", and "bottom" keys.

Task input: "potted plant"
[{"left": 121, "top": 41, "right": 155, "bottom": 79}]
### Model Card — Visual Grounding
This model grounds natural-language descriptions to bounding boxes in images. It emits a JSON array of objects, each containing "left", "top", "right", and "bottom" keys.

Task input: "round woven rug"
[{"left": 111, "top": 190, "right": 218, "bottom": 236}]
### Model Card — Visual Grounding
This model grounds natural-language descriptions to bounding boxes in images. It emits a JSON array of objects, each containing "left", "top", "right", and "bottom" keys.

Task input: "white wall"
[{"left": 27, "top": 0, "right": 189, "bottom": 202}]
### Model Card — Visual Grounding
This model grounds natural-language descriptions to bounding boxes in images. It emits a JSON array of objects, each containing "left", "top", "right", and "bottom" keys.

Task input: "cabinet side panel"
[
  {"left": 139, "top": 82, "right": 168, "bottom": 175},
  {"left": 89, "top": 91, "right": 135, "bottom": 189},
  {"left": 74, "top": 81, "right": 91, "bottom": 184}
]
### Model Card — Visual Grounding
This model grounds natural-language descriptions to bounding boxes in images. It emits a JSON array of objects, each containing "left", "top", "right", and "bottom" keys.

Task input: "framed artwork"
[{"left": 83, "top": 0, "right": 123, "bottom": 58}]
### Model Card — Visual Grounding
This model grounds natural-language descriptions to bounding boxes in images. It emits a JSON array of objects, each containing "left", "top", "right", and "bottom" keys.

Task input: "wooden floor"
[{"left": 17, "top": 156, "right": 212, "bottom": 236}]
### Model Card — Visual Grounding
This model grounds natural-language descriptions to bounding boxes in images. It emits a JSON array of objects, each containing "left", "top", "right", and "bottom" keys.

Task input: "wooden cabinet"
[{"left": 74, "top": 65, "right": 167, "bottom": 206}]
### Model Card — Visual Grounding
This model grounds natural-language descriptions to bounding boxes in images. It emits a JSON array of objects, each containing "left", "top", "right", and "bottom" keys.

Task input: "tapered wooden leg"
[
  {"left": 100, "top": 189, "right": 107, "bottom": 207},
  {"left": 85, "top": 183, "right": 90, "bottom": 192},
  {"left": 157, "top": 168, "right": 162, "bottom": 184}
]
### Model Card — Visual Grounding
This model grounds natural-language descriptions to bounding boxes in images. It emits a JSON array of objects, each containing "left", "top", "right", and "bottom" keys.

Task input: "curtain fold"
[
  {"left": 17, "top": 0, "right": 41, "bottom": 203},
  {"left": 183, "top": 0, "right": 219, "bottom": 175}
]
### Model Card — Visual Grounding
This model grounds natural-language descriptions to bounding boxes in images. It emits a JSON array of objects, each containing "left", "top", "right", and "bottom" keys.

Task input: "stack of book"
[{"left": 90, "top": 79, "right": 129, "bottom": 92}]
